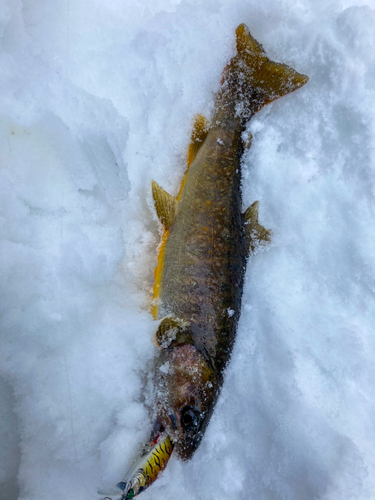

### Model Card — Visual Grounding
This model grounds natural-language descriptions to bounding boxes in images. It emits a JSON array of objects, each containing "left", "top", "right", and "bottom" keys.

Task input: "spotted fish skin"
[
  {"left": 150, "top": 23, "right": 308, "bottom": 462},
  {"left": 116, "top": 23, "right": 308, "bottom": 499}
]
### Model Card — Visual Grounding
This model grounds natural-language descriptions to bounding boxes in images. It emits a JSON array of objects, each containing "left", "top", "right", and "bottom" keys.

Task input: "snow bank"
[{"left": 1, "top": 0, "right": 375, "bottom": 499}]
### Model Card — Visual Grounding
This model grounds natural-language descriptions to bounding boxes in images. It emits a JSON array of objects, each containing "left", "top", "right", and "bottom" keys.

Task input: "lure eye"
[{"left": 180, "top": 406, "right": 201, "bottom": 431}]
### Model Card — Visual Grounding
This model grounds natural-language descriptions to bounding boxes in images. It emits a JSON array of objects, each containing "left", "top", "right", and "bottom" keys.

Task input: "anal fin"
[
  {"left": 152, "top": 181, "right": 178, "bottom": 230},
  {"left": 187, "top": 114, "right": 209, "bottom": 167},
  {"left": 244, "top": 201, "right": 272, "bottom": 254}
]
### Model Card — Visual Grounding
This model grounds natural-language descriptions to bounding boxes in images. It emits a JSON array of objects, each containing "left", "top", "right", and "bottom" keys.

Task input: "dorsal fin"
[
  {"left": 244, "top": 201, "right": 272, "bottom": 253},
  {"left": 152, "top": 181, "right": 178, "bottom": 230},
  {"left": 187, "top": 114, "right": 209, "bottom": 167}
]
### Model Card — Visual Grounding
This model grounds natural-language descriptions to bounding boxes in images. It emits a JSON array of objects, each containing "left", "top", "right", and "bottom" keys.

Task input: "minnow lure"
[
  {"left": 112, "top": 23, "right": 308, "bottom": 497},
  {"left": 115, "top": 434, "right": 173, "bottom": 499}
]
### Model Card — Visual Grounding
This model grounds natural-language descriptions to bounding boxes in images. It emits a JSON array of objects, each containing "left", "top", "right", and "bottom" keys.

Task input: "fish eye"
[{"left": 180, "top": 406, "right": 201, "bottom": 430}]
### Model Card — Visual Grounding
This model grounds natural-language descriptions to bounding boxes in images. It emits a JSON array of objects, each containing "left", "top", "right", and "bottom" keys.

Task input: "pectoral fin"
[
  {"left": 152, "top": 181, "right": 178, "bottom": 229},
  {"left": 187, "top": 114, "right": 209, "bottom": 167},
  {"left": 154, "top": 316, "right": 189, "bottom": 349},
  {"left": 244, "top": 201, "right": 272, "bottom": 253}
]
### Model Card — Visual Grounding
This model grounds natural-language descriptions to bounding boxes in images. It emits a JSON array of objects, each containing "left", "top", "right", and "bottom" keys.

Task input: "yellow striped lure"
[{"left": 116, "top": 434, "right": 173, "bottom": 499}]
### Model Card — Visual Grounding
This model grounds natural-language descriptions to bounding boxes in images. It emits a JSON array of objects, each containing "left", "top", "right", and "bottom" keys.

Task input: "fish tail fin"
[{"left": 221, "top": 24, "right": 309, "bottom": 115}]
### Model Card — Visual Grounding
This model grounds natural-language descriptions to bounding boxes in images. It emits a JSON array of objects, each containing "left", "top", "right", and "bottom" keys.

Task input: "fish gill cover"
[{"left": 1, "top": 0, "right": 375, "bottom": 499}]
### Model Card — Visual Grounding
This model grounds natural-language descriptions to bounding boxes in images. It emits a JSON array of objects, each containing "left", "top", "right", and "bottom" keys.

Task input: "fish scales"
[
  {"left": 150, "top": 23, "right": 307, "bottom": 462},
  {"left": 159, "top": 106, "right": 247, "bottom": 374},
  {"left": 113, "top": 23, "right": 308, "bottom": 499}
]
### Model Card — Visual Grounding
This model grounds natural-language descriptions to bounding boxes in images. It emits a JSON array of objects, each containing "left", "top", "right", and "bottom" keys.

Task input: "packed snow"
[{"left": 1, "top": 0, "right": 375, "bottom": 499}]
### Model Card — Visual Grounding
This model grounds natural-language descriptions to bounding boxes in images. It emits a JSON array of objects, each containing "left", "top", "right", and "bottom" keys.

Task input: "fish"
[{"left": 114, "top": 23, "right": 308, "bottom": 498}]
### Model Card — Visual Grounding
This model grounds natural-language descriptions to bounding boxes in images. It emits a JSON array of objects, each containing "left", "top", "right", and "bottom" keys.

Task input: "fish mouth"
[
  {"left": 173, "top": 432, "right": 203, "bottom": 460},
  {"left": 155, "top": 407, "right": 205, "bottom": 460}
]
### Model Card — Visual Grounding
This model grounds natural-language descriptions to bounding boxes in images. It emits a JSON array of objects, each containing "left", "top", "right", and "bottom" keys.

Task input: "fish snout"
[{"left": 158, "top": 405, "right": 205, "bottom": 460}]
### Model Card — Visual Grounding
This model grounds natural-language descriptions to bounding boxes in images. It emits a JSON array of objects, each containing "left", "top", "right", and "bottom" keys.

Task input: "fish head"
[{"left": 154, "top": 344, "right": 217, "bottom": 460}]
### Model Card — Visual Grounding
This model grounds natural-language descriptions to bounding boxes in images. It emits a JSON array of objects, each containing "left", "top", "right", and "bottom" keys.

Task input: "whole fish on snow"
[{"left": 111, "top": 23, "right": 308, "bottom": 499}]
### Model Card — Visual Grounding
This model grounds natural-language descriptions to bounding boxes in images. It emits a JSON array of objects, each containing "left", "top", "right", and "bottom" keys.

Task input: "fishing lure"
[{"left": 116, "top": 434, "right": 173, "bottom": 499}]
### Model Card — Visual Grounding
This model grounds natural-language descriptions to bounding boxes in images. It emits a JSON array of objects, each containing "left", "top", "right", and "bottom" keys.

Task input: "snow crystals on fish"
[{"left": 1, "top": 0, "right": 375, "bottom": 499}]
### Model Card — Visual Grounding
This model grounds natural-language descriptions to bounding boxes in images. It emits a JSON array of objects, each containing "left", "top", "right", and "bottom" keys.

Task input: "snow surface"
[{"left": 1, "top": 0, "right": 375, "bottom": 499}]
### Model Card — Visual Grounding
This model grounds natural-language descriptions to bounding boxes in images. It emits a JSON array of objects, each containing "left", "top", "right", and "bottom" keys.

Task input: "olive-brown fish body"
[
  {"left": 149, "top": 24, "right": 308, "bottom": 463},
  {"left": 159, "top": 104, "right": 246, "bottom": 375}
]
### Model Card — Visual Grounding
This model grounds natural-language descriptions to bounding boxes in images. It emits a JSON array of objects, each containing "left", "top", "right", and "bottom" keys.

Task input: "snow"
[{"left": 1, "top": 0, "right": 375, "bottom": 499}]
